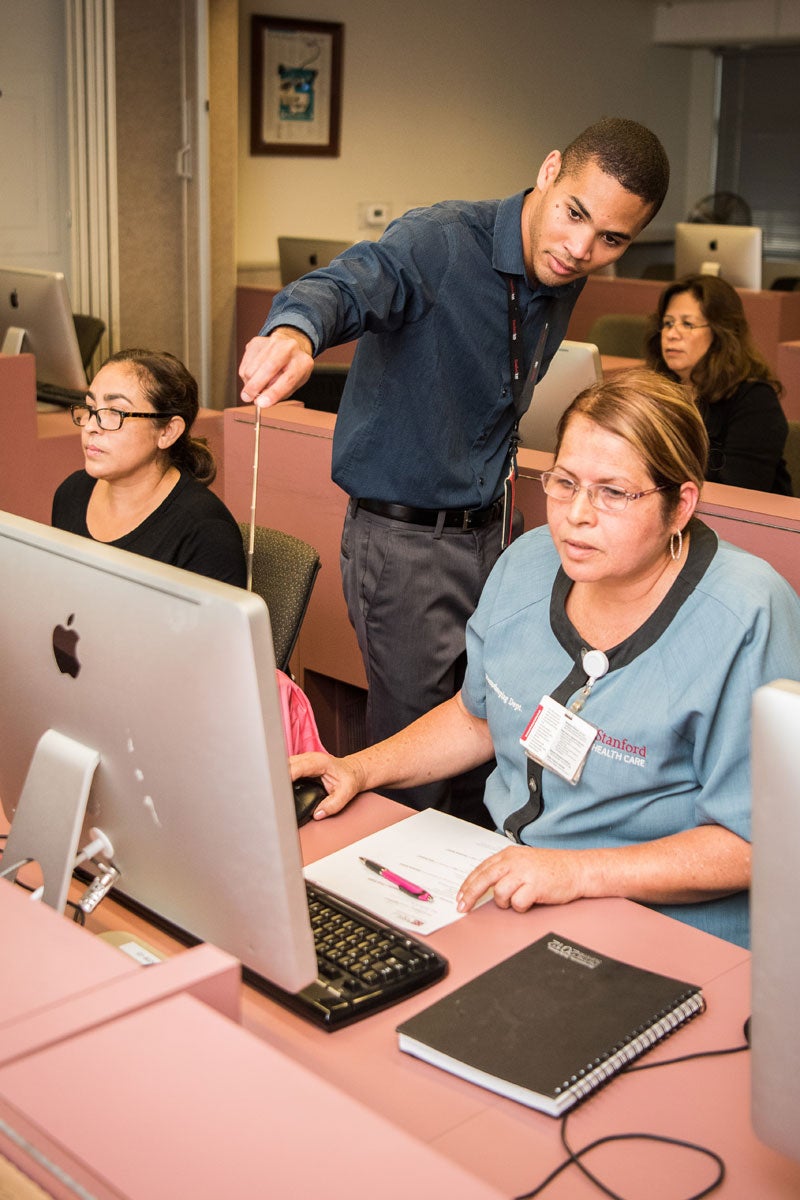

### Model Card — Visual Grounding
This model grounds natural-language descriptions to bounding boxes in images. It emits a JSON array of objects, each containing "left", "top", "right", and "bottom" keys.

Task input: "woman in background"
[
  {"left": 645, "top": 274, "right": 792, "bottom": 495},
  {"left": 52, "top": 348, "right": 246, "bottom": 585}
]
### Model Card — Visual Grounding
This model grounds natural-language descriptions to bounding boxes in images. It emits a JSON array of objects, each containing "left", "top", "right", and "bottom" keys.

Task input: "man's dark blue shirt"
[{"left": 262, "top": 191, "right": 585, "bottom": 509}]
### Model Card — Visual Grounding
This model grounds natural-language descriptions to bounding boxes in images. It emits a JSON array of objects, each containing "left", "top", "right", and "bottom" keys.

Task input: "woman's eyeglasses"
[
  {"left": 539, "top": 470, "right": 677, "bottom": 513},
  {"left": 660, "top": 317, "right": 709, "bottom": 333},
  {"left": 70, "top": 403, "right": 175, "bottom": 431}
]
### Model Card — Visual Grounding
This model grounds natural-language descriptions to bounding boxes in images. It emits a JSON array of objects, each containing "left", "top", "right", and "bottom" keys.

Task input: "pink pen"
[{"left": 360, "top": 857, "right": 434, "bottom": 902}]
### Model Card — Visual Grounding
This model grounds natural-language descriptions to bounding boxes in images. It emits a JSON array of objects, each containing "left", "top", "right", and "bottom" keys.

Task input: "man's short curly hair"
[{"left": 558, "top": 117, "right": 670, "bottom": 219}]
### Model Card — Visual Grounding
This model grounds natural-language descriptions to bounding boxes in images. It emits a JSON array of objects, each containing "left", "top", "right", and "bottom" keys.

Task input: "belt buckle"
[{"left": 461, "top": 508, "right": 478, "bottom": 530}]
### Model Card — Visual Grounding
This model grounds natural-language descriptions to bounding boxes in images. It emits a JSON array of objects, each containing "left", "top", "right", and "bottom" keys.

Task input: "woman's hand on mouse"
[{"left": 289, "top": 752, "right": 367, "bottom": 819}]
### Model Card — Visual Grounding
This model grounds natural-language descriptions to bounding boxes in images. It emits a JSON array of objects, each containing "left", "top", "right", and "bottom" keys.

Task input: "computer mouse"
[{"left": 293, "top": 776, "right": 328, "bottom": 827}]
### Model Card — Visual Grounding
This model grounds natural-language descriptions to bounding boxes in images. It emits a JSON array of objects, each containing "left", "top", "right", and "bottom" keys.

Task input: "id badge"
[{"left": 520, "top": 694, "right": 598, "bottom": 785}]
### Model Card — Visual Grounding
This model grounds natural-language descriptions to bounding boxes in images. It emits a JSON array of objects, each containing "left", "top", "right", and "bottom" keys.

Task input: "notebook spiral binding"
[{"left": 556, "top": 991, "right": 706, "bottom": 1107}]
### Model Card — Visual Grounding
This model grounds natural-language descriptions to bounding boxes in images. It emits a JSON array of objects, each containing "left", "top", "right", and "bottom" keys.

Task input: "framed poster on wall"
[{"left": 250, "top": 15, "right": 343, "bottom": 157}]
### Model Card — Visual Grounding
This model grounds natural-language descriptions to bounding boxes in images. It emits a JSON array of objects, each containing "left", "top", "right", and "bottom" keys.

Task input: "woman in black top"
[
  {"left": 645, "top": 274, "right": 792, "bottom": 495},
  {"left": 52, "top": 349, "right": 246, "bottom": 585}
]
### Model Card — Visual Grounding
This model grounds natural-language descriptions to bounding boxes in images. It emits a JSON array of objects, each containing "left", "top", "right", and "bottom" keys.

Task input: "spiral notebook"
[{"left": 396, "top": 932, "right": 704, "bottom": 1116}]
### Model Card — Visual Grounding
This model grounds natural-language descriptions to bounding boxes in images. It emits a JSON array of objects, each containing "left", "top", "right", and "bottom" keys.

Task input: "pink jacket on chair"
[{"left": 276, "top": 670, "right": 326, "bottom": 756}]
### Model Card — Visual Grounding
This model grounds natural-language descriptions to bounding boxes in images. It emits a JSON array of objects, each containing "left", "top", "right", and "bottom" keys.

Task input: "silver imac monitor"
[
  {"left": 673, "top": 223, "right": 763, "bottom": 290},
  {"left": 518, "top": 340, "right": 603, "bottom": 454},
  {"left": 278, "top": 236, "right": 353, "bottom": 286},
  {"left": 0, "top": 266, "right": 87, "bottom": 391},
  {"left": 750, "top": 677, "right": 800, "bottom": 1164},
  {"left": 0, "top": 510, "right": 316, "bottom": 994}
]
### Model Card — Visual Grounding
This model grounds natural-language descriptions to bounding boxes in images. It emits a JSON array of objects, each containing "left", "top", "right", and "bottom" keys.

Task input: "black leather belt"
[{"left": 351, "top": 497, "right": 503, "bottom": 530}]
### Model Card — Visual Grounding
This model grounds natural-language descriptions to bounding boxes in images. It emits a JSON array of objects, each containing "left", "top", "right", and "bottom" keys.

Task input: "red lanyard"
[{"left": 502, "top": 275, "right": 552, "bottom": 548}]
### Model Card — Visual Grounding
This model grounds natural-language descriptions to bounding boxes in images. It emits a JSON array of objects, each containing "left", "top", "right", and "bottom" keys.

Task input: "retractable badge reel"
[{"left": 520, "top": 650, "right": 609, "bottom": 785}]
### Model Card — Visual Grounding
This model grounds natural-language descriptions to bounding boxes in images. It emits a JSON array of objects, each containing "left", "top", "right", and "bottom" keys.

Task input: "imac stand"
[
  {"left": 2, "top": 729, "right": 100, "bottom": 912},
  {"left": 1, "top": 326, "right": 27, "bottom": 355}
]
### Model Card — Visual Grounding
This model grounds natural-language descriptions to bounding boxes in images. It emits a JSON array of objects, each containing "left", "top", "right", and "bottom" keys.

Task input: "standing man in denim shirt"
[{"left": 239, "top": 117, "right": 669, "bottom": 820}]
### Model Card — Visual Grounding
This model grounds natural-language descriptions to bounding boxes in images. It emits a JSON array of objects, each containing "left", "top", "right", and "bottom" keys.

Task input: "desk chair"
[
  {"left": 73, "top": 314, "right": 105, "bottom": 372},
  {"left": 292, "top": 363, "right": 349, "bottom": 413},
  {"left": 783, "top": 421, "right": 800, "bottom": 497},
  {"left": 641, "top": 262, "right": 674, "bottom": 281},
  {"left": 238, "top": 523, "right": 321, "bottom": 673},
  {"left": 586, "top": 313, "right": 649, "bottom": 359}
]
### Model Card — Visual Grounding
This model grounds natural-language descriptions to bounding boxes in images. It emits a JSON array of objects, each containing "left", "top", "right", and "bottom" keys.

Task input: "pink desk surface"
[
  {"left": 2, "top": 794, "right": 798, "bottom": 1197},
  {"left": 0, "top": 878, "right": 241, "bottom": 1067},
  {"left": 237, "top": 795, "right": 794, "bottom": 1199},
  {"left": 695, "top": 484, "right": 800, "bottom": 593},
  {"left": 0, "top": 992, "right": 505, "bottom": 1200},
  {"left": 0, "top": 877, "right": 137, "bottom": 1029},
  {"left": 777, "top": 339, "right": 800, "bottom": 421}
]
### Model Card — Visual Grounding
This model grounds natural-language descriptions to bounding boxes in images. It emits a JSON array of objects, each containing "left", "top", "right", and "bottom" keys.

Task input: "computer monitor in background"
[
  {"left": 750, "top": 677, "right": 800, "bottom": 1164},
  {"left": 278, "top": 236, "right": 353, "bottom": 286},
  {"left": 518, "top": 340, "right": 603, "bottom": 454},
  {"left": 674, "top": 223, "right": 763, "bottom": 290},
  {"left": 0, "top": 266, "right": 87, "bottom": 392},
  {"left": 0, "top": 510, "right": 317, "bottom": 994}
]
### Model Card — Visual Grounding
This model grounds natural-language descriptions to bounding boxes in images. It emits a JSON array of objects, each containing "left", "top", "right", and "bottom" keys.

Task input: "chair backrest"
[
  {"left": 586, "top": 313, "right": 649, "bottom": 359},
  {"left": 72, "top": 314, "right": 106, "bottom": 371},
  {"left": 770, "top": 276, "right": 800, "bottom": 292},
  {"left": 640, "top": 262, "right": 674, "bottom": 281},
  {"left": 238, "top": 523, "right": 321, "bottom": 672},
  {"left": 783, "top": 421, "right": 800, "bottom": 498}
]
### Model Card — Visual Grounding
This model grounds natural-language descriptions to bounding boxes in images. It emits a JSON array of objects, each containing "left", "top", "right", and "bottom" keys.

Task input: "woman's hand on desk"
[
  {"left": 456, "top": 826, "right": 752, "bottom": 914},
  {"left": 456, "top": 846, "right": 586, "bottom": 914},
  {"left": 289, "top": 751, "right": 365, "bottom": 819}
]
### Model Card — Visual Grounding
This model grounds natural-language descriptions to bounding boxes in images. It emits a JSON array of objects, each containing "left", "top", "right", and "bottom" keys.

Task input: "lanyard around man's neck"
[{"left": 501, "top": 274, "right": 552, "bottom": 548}]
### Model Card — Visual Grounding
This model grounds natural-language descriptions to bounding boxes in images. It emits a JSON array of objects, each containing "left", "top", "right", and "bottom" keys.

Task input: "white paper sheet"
[{"left": 303, "top": 808, "right": 508, "bottom": 934}]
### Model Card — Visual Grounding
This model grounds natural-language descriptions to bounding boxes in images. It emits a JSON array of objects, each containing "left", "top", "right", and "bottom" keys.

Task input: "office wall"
[
  {"left": 115, "top": 1, "right": 189, "bottom": 359},
  {"left": 237, "top": 0, "right": 694, "bottom": 269},
  {"left": 0, "top": 0, "right": 72, "bottom": 282}
]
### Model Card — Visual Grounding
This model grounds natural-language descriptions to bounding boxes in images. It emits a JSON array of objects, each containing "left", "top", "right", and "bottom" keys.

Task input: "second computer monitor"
[
  {"left": 674, "top": 223, "right": 763, "bottom": 290},
  {"left": 278, "top": 236, "right": 353, "bottom": 286},
  {"left": 518, "top": 340, "right": 603, "bottom": 454},
  {"left": 0, "top": 266, "right": 87, "bottom": 391}
]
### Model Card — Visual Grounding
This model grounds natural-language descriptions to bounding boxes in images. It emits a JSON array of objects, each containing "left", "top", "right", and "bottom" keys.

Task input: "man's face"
[{"left": 522, "top": 150, "right": 653, "bottom": 287}]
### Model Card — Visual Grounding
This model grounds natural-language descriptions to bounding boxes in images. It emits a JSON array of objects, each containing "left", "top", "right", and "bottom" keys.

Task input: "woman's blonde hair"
[{"left": 555, "top": 366, "right": 708, "bottom": 516}]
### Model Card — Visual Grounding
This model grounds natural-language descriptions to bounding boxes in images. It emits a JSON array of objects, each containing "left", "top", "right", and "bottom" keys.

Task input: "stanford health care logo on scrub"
[{"left": 592, "top": 729, "right": 647, "bottom": 769}]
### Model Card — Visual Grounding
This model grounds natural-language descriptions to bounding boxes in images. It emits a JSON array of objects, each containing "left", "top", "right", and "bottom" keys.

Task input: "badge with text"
[{"left": 520, "top": 694, "right": 598, "bottom": 785}]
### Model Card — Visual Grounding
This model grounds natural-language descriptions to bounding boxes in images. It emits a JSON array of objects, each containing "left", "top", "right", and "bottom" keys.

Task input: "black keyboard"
[
  {"left": 36, "top": 381, "right": 86, "bottom": 410},
  {"left": 244, "top": 882, "right": 448, "bottom": 1030}
]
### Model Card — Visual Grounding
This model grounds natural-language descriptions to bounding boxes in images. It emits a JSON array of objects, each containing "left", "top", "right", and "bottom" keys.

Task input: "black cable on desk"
[{"left": 513, "top": 1042, "right": 749, "bottom": 1200}]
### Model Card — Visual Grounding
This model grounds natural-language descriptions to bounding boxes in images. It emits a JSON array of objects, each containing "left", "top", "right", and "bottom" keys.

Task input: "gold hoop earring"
[{"left": 670, "top": 529, "right": 683, "bottom": 562}]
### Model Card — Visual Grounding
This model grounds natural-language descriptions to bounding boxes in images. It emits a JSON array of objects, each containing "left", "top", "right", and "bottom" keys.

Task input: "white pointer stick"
[{"left": 246, "top": 408, "right": 262, "bottom": 591}]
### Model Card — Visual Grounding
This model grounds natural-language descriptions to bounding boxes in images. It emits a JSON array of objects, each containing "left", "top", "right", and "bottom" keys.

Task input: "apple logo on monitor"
[{"left": 52, "top": 613, "right": 81, "bottom": 678}]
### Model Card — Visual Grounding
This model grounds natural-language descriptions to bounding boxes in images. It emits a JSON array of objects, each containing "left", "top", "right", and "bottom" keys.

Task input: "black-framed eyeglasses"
[
  {"left": 539, "top": 470, "right": 678, "bottom": 514},
  {"left": 660, "top": 317, "right": 710, "bottom": 333},
  {"left": 70, "top": 403, "right": 177, "bottom": 432}
]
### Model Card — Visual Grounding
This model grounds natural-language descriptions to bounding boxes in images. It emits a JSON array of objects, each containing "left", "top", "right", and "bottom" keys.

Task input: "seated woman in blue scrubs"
[
  {"left": 290, "top": 367, "right": 800, "bottom": 947},
  {"left": 52, "top": 348, "right": 245, "bottom": 586}
]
